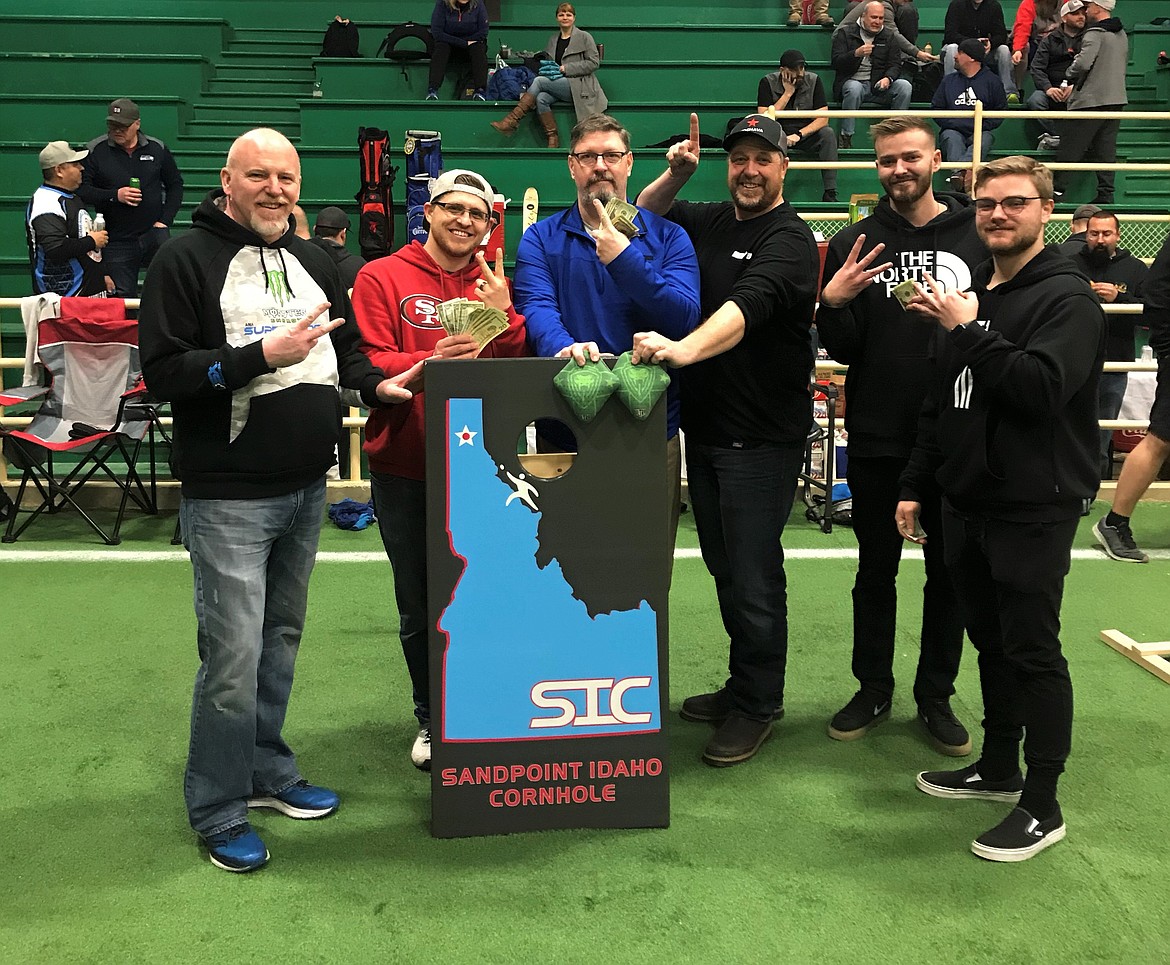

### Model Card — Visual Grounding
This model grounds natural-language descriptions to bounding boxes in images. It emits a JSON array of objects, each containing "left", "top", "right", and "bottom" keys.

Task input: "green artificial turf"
[{"left": 1, "top": 503, "right": 1168, "bottom": 963}]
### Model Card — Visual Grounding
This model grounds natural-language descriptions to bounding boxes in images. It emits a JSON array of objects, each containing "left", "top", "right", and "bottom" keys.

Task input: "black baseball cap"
[
  {"left": 779, "top": 49, "right": 807, "bottom": 69},
  {"left": 723, "top": 114, "right": 788, "bottom": 154},
  {"left": 315, "top": 206, "right": 351, "bottom": 232},
  {"left": 957, "top": 39, "right": 986, "bottom": 64}
]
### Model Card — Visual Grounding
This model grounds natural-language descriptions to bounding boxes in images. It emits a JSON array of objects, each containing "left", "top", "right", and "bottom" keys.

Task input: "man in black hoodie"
[
  {"left": 899, "top": 155, "right": 1104, "bottom": 862},
  {"left": 310, "top": 205, "right": 366, "bottom": 291},
  {"left": 817, "top": 116, "right": 986, "bottom": 757},
  {"left": 139, "top": 128, "right": 420, "bottom": 874}
]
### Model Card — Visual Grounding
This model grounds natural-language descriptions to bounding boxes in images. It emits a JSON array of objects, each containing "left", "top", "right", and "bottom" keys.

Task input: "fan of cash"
[
  {"left": 438, "top": 297, "right": 510, "bottom": 350},
  {"left": 604, "top": 197, "right": 639, "bottom": 239}
]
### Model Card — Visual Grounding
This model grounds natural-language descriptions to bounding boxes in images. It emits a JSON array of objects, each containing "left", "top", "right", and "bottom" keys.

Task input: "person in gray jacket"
[
  {"left": 1053, "top": 0, "right": 1128, "bottom": 203},
  {"left": 490, "top": 3, "right": 607, "bottom": 148}
]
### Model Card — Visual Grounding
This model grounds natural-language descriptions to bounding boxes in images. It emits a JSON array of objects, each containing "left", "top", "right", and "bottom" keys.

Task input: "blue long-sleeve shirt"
[
  {"left": 430, "top": 0, "right": 488, "bottom": 45},
  {"left": 514, "top": 203, "right": 701, "bottom": 437}
]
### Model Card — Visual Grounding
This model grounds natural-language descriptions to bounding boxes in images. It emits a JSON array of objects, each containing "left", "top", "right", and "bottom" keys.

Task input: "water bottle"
[
  {"left": 1141, "top": 344, "right": 1154, "bottom": 363},
  {"left": 91, "top": 213, "right": 105, "bottom": 262},
  {"left": 312, "top": 79, "right": 323, "bottom": 97}
]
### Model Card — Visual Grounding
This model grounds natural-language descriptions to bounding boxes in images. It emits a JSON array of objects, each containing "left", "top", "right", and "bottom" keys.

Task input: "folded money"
[
  {"left": 604, "top": 197, "right": 640, "bottom": 239},
  {"left": 892, "top": 279, "right": 919, "bottom": 309}
]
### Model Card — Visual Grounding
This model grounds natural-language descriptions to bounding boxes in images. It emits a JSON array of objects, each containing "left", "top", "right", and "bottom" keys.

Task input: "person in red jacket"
[{"left": 351, "top": 169, "right": 528, "bottom": 770}]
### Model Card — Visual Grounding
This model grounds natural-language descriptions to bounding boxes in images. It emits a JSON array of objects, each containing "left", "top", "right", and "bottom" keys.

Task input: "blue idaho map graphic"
[{"left": 441, "top": 398, "right": 661, "bottom": 740}]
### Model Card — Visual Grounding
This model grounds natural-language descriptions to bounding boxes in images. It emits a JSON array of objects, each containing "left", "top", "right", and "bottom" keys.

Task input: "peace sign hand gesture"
[
  {"left": 262, "top": 302, "right": 345, "bottom": 368},
  {"left": 472, "top": 249, "right": 513, "bottom": 313}
]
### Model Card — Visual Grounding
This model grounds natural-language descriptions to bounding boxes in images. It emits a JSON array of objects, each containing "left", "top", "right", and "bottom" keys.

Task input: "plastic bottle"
[
  {"left": 91, "top": 213, "right": 105, "bottom": 262},
  {"left": 1141, "top": 344, "right": 1154, "bottom": 363}
]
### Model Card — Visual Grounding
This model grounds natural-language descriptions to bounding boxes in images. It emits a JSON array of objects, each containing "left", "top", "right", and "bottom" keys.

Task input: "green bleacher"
[{"left": 1, "top": 0, "right": 1168, "bottom": 315}]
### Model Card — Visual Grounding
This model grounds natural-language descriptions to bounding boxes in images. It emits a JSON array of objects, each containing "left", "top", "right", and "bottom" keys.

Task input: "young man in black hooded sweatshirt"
[
  {"left": 817, "top": 116, "right": 987, "bottom": 756},
  {"left": 898, "top": 155, "right": 1104, "bottom": 862}
]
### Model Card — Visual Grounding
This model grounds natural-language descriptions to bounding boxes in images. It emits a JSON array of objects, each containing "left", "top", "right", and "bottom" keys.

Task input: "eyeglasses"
[
  {"left": 567, "top": 151, "right": 630, "bottom": 166},
  {"left": 973, "top": 196, "right": 1044, "bottom": 214},
  {"left": 430, "top": 200, "right": 492, "bottom": 225}
]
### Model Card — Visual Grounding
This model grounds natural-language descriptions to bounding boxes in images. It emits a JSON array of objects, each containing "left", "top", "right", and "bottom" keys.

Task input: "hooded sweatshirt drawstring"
[{"left": 257, "top": 246, "right": 297, "bottom": 298}]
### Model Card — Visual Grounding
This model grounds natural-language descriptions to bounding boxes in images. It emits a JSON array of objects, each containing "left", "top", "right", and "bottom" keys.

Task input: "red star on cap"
[{"left": 746, "top": 118, "right": 760, "bottom": 127}]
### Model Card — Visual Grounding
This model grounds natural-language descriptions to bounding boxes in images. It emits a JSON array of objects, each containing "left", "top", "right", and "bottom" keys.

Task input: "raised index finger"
[{"left": 689, "top": 112, "right": 700, "bottom": 150}]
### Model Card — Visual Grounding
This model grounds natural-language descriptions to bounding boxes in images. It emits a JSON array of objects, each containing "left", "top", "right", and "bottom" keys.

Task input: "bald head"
[{"left": 221, "top": 128, "right": 302, "bottom": 243}]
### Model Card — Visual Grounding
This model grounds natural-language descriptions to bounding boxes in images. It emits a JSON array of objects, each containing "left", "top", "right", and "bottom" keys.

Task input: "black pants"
[
  {"left": 942, "top": 504, "right": 1077, "bottom": 804},
  {"left": 847, "top": 455, "right": 963, "bottom": 702},
  {"left": 789, "top": 127, "right": 838, "bottom": 192},
  {"left": 1055, "top": 106, "right": 1122, "bottom": 201},
  {"left": 428, "top": 41, "right": 489, "bottom": 93}
]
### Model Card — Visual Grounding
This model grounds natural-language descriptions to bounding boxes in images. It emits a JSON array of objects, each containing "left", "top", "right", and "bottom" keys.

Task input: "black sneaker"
[
  {"left": 702, "top": 714, "right": 773, "bottom": 766},
  {"left": 971, "top": 805, "right": 1066, "bottom": 862},
  {"left": 916, "top": 763, "right": 1023, "bottom": 801},
  {"left": 1093, "top": 516, "right": 1149, "bottom": 563},
  {"left": 827, "top": 689, "right": 891, "bottom": 741},
  {"left": 680, "top": 687, "right": 783, "bottom": 724},
  {"left": 917, "top": 699, "right": 973, "bottom": 756},
  {"left": 822, "top": 189, "right": 839, "bottom": 203},
  {"left": 838, "top": 133, "right": 852, "bottom": 150}
]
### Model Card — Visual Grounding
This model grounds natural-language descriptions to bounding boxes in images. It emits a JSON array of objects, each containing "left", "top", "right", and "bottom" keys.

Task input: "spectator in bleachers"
[
  {"left": 932, "top": 39, "right": 1006, "bottom": 193},
  {"left": 816, "top": 116, "right": 984, "bottom": 755},
  {"left": 1070, "top": 211, "right": 1149, "bottom": 476},
  {"left": 1094, "top": 231, "right": 1170, "bottom": 562},
  {"left": 77, "top": 98, "right": 184, "bottom": 298},
  {"left": 490, "top": 4, "right": 606, "bottom": 148},
  {"left": 788, "top": 0, "right": 835, "bottom": 28},
  {"left": 311, "top": 207, "right": 365, "bottom": 291},
  {"left": 291, "top": 205, "right": 311, "bottom": 239},
  {"left": 1010, "top": 0, "right": 1061, "bottom": 78},
  {"left": 942, "top": 0, "right": 1020, "bottom": 103},
  {"left": 1052, "top": 0, "right": 1128, "bottom": 205},
  {"left": 515, "top": 114, "right": 699, "bottom": 540},
  {"left": 26, "top": 141, "right": 112, "bottom": 297},
  {"left": 831, "top": 1, "right": 914, "bottom": 149},
  {"left": 837, "top": 0, "right": 938, "bottom": 66},
  {"left": 758, "top": 49, "right": 841, "bottom": 201},
  {"left": 427, "top": 0, "right": 489, "bottom": 101},
  {"left": 1027, "top": 0, "right": 1086, "bottom": 151},
  {"left": 1056, "top": 201, "right": 1099, "bottom": 252}
]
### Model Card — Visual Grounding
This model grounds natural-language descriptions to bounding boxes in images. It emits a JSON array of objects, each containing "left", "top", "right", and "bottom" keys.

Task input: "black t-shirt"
[
  {"left": 666, "top": 200, "right": 818, "bottom": 446},
  {"left": 555, "top": 36, "right": 571, "bottom": 64}
]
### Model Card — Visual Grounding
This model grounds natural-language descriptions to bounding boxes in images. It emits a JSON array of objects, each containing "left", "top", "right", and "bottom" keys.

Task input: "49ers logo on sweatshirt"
[{"left": 401, "top": 294, "right": 443, "bottom": 329}]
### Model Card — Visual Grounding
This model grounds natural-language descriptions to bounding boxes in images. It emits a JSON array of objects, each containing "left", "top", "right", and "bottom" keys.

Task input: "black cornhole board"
[{"left": 425, "top": 358, "right": 670, "bottom": 838}]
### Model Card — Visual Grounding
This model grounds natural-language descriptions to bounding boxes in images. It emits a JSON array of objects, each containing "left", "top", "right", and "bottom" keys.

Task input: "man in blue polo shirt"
[{"left": 515, "top": 113, "right": 701, "bottom": 541}]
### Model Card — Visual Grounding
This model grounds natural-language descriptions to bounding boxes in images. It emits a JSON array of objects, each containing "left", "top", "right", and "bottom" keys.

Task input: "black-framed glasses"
[
  {"left": 430, "top": 200, "right": 493, "bottom": 225},
  {"left": 973, "top": 196, "right": 1044, "bottom": 213},
  {"left": 567, "top": 151, "right": 630, "bottom": 166}
]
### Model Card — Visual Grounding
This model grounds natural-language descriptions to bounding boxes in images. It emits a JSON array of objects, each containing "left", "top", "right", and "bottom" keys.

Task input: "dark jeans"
[
  {"left": 789, "top": 126, "right": 838, "bottom": 191},
  {"left": 428, "top": 41, "right": 489, "bottom": 93},
  {"left": 1098, "top": 371, "right": 1128, "bottom": 478},
  {"left": 1055, "top": 108, "right": 1122, "bottom": 201},
  {"left": 686, "top": 440, "right": 805, "bottom": 719},
  {"left": 370, "top": 472, "right": 430, "bottom": 726},
  {"left": 847, "top": 456, "right": 963, "bottom": 702},
  {"left": 941, "top": 505, "right": 1077, "bottom": 806},
  {"left": 105, "top": 226, "right": 170, "bottom": 297}
]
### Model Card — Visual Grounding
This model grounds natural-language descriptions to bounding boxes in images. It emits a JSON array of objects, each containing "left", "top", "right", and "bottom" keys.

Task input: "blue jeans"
[
  {"left": 181, "top": 479, "right": 326, "bottom": 837},
  {"left": 1026, "top": 88, "right": 1063, "bottom": 137},
  {"left": 1098, "top": 371, "right": 1128, "bottom": 477},
  {"left": 369, "top": 472, "right": 430, "bottom": 726},
  {"left": 942, "top": 43, "right": 1017, "bottom": 96},
  {"left": 839, "top": 78, "right": 913, "bottom": 136},
  {"left": 939, "top": 128, "right": 995, "bottom": 163},
  {"left": 686, "top": 441, "right": 805, "bottom": 719},
  {"left": 529, "top": 74, "right": 572, "bottom": 114},
  {"left": 104, "top": 226, "right": 170, "bottom": 297}
]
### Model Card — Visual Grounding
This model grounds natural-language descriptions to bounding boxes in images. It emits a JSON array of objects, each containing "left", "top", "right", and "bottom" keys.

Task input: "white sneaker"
[{"left": 411, "top": 727, "right": 431, "bottom": 770}]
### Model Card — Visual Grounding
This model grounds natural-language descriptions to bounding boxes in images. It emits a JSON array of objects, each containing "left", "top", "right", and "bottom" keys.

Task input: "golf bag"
[
  {"left": 404, "top": 130, "right": 442, "bottom": 245},
  {"left": 355, "top": 126, "right": 398, "bottom": 261}
]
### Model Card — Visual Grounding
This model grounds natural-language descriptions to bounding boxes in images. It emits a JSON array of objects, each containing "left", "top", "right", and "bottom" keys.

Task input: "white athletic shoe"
[{"left": 411, "top": 727, "right": 431, "bottom": 770}]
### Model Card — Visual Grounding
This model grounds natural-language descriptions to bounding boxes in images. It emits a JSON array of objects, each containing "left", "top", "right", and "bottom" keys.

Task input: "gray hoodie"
[{"left": 1066, "top": 16, "right": 1128, "bottom": 109}]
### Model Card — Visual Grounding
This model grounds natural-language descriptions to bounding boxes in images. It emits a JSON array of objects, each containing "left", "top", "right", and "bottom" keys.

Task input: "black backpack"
[
  {"left": 376, "top": 22, "right": 434, "bottom": 61},
  {"left": 321, "top": 19, "right": 360, "bottom": 57}
]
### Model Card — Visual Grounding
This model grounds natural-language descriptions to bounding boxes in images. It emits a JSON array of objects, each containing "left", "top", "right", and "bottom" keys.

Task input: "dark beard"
[{"left": 1086, "top": 245, "right": 1113, "bottom": 267}]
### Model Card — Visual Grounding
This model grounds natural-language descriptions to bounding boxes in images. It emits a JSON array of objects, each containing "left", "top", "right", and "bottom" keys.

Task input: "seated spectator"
[
  {"left": 758, "top": 49, "right": 840, "bottom": 201},
  {"left": 837, "top": 0, "right": 938, "bottom": 68},
  {"left": 427, "top": 0, "right": 489, "bottom": 101},
  {"left": 943, "top": 0, "right": 1019, "bottom": 102},
  {"left": 1069, "top": 211, "right": 1149, "bottom": 477},
  {"left": 789, "top": 0, "right": 835, "bottom": 27},
  {"left": 490, "top": 3, "right": 606, "bottom": 148},
  {"left": 1028, "top": 0, "right": 1086, "bottom": 150},
  {"left": 26, "top": 141, "right": 112, "bottom": 297},
  {"left": 831, "top": 1, "right": 914, "bottom": 149},
  {"left": 1010, "top": 0, "right": 1061, "bottom": 79},
  {"left": 932, "top": 39, "right": 1006, "bottom": 192},
  {"left": 311, "top": 207, "right": 366, "bottom": 292},
  {"left": 1055, "top": 200, "right": 1099, "bottom": 254}
]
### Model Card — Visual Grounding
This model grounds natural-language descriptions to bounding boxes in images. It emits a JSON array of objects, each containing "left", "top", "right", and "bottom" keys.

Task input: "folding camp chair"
[{"left": 0, "top": 301, "right": 161, "bottom": 544}]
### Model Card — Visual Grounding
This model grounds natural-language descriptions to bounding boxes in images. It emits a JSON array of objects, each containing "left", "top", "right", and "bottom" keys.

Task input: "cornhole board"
[
  {"left": 425, "top": 357, "right": 671, "bottom": 838},
  {"left": 1099, "top": 628, "right": 1170, "bottom": 685}
]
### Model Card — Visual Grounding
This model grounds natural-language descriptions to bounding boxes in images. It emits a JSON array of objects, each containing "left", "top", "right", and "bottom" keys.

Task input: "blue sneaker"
[
  {"left": 248, "top": 779, "right": 339, "bottom": 819},
  {"left": 204, "top": 823, "right": 269, "bottom": 873},
  {"left": 472, "top": 88, "right": 486, "bottom": 101},
  {"left": 425, "top": 88, "right": 438, "bottom": 101}
]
